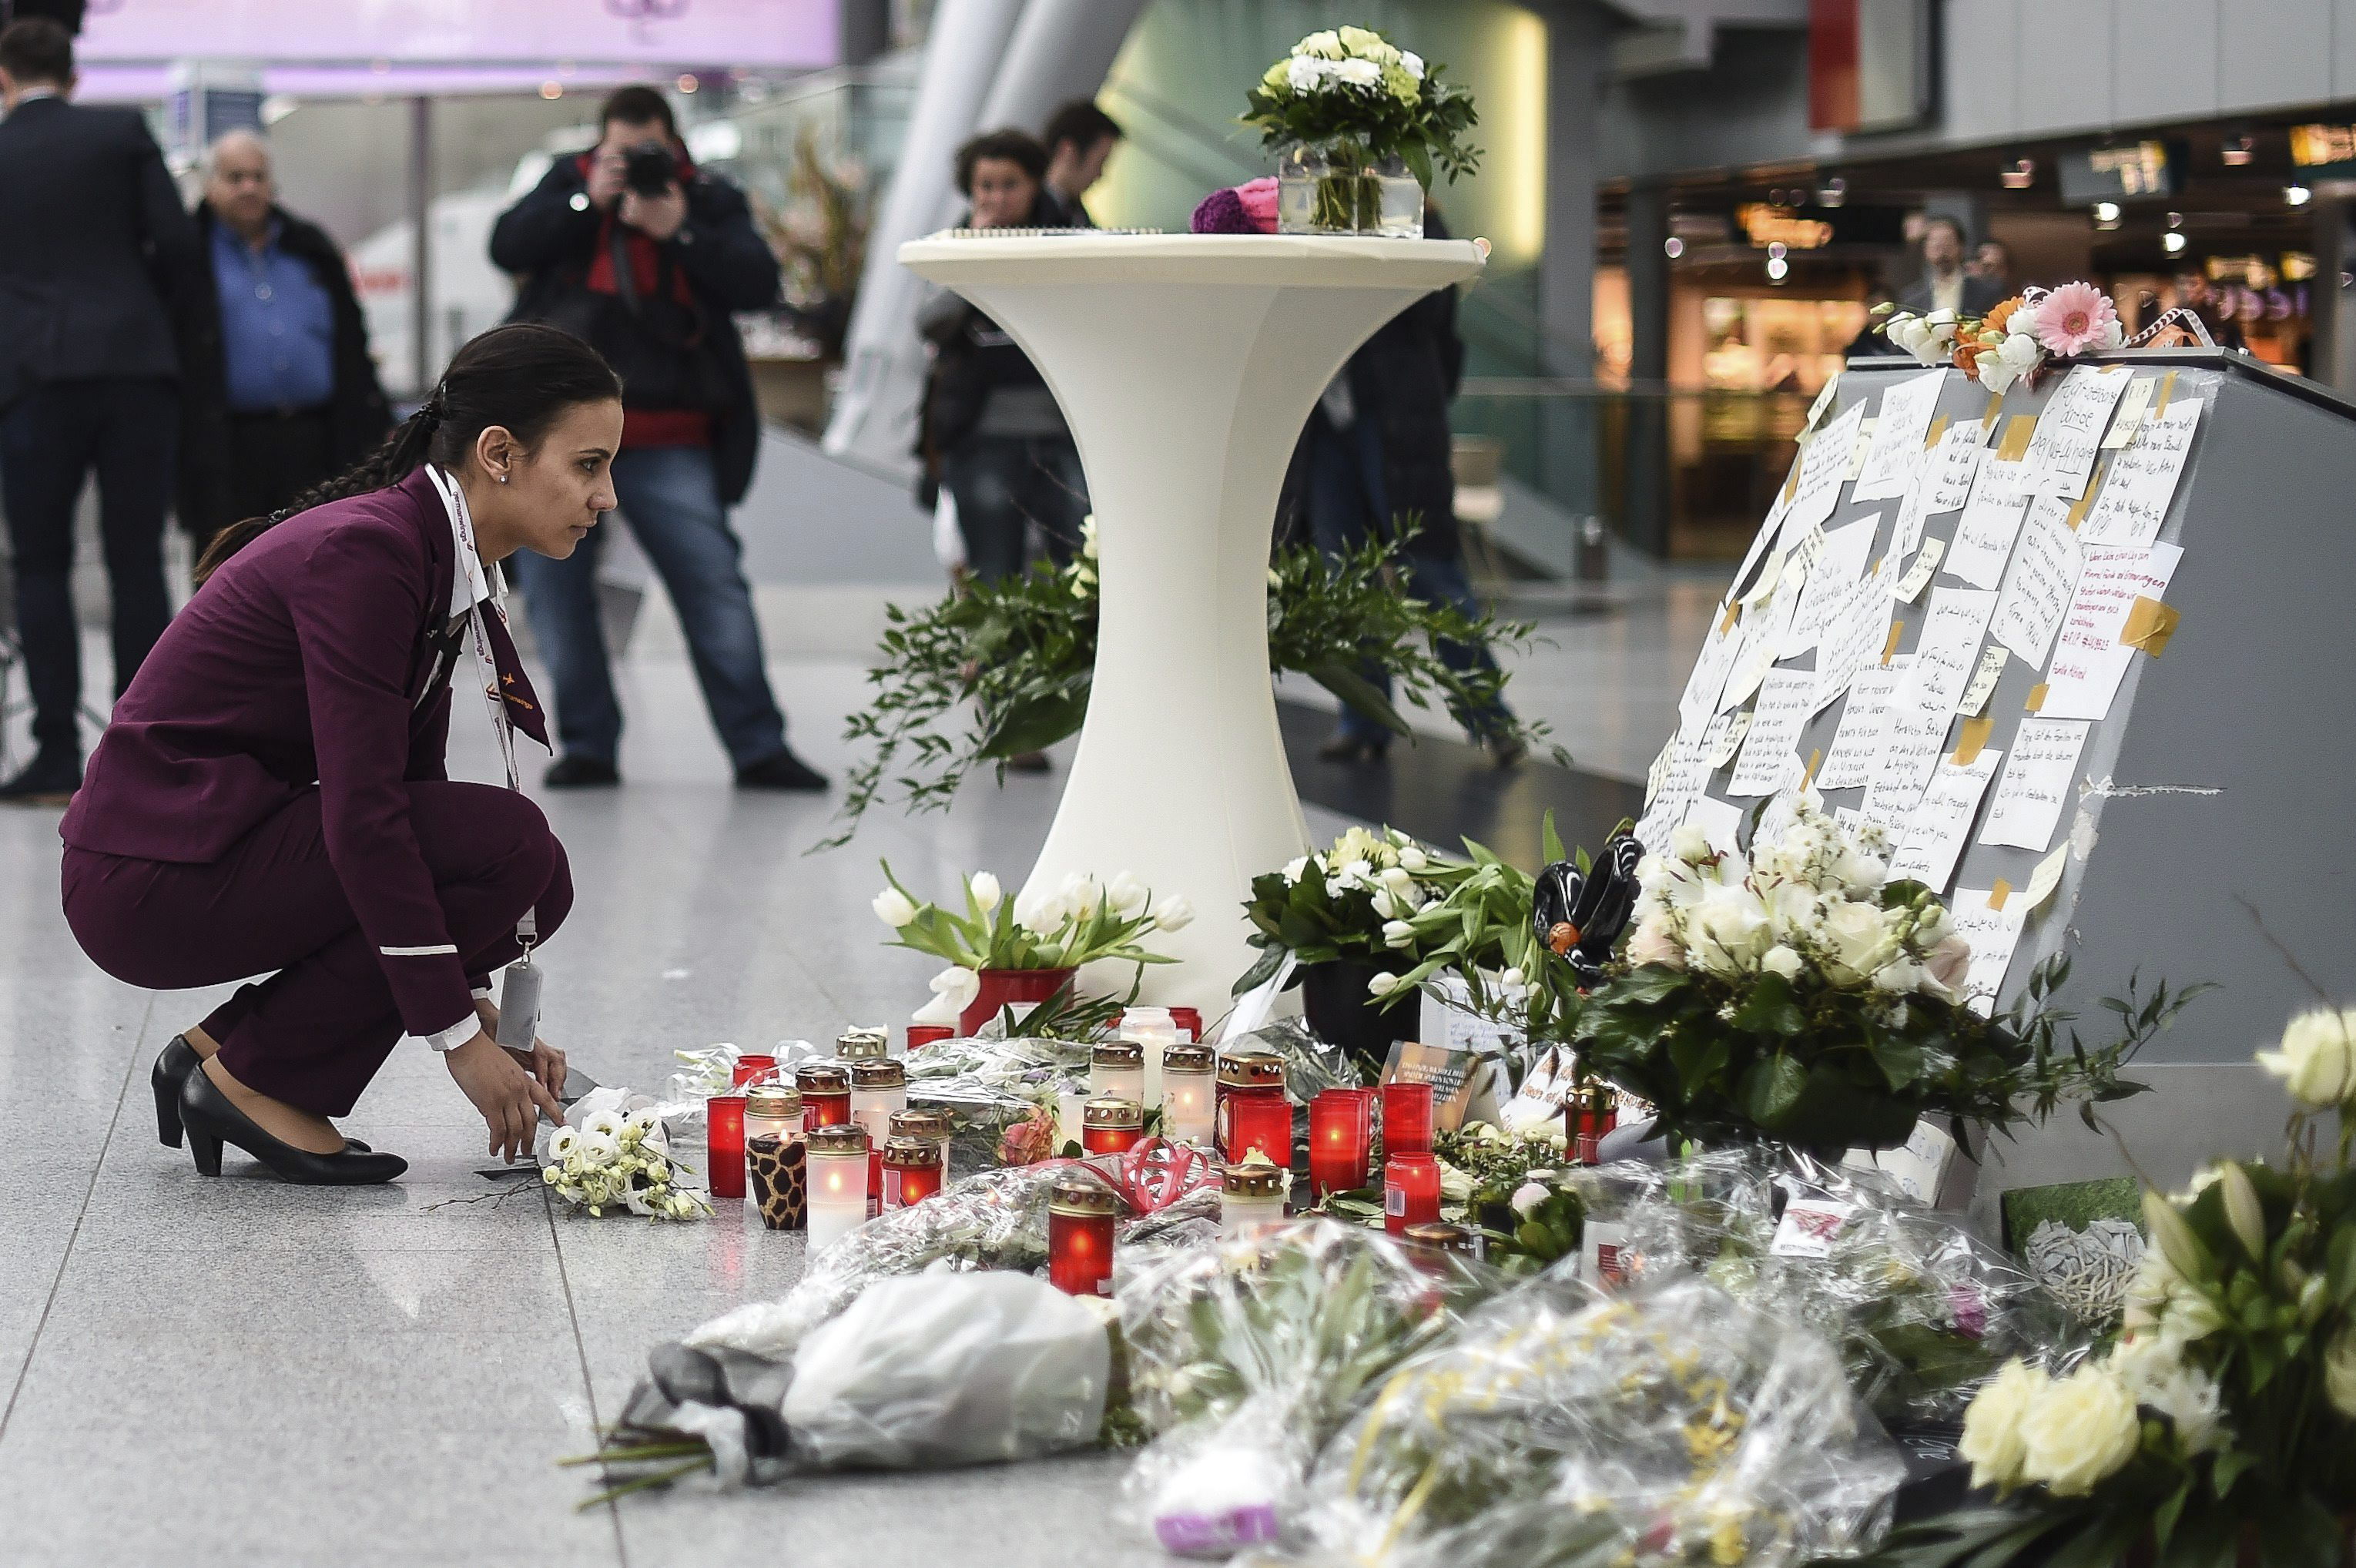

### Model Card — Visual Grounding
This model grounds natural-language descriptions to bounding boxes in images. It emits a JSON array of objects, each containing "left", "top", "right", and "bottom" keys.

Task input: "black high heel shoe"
[
  {"left": 179, "top": 1067, "right": 407, "bottom": 1185},
  {"left": 152, "top": 1037, "right": 370, "bottom": 1152}
]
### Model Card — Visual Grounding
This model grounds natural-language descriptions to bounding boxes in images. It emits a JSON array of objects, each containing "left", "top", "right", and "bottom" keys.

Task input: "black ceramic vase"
[{"left": 1295, "top": 960, "right": 1413, "bottom": 1077}]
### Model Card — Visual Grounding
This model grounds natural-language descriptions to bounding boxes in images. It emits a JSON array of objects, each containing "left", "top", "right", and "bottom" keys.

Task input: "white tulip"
[
  {"left": 873, "top": 887, "right": 919, "bottom": 928},
  {"left": 1061, "top": 872, "right": 1104, "bottom": 918},
  {"left": 2257, "top": 1007, "right": 2356, "bottom": 1108},
  {"left": 1155, "top": 895, "right": 1195, "bottom": 932},
  {"left": 1398, "top": 846, "right": 1429, "bottom": 873},
  {"left": 910, "top": 990, "right": 963, "bottom": 1027},
  {"left": 969, "top": 871, "right": 1003, "bottom": 913},
  {"left": 1372, "top": 889, "right": 1405, "bottom": 921},
  {"left": 1366, "top": 971, "right": 1403, "bottom": 997},
  {"left": 1379, "top": 866, "right": 1415, "bottom": 893},
  {"left": 1106, "top": 870, "right": 1149, "bottom": 916},
  {"left": 1499, "top": 967, "right": 1525, "bottom": 989},
  {"left": 1382, "top": 920, "right": 1416, "bottom": 949}
]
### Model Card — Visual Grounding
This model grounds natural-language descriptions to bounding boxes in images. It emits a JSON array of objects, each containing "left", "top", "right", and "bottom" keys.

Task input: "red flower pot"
[{"left": 960, "top": 967, "right": 1078, "bottom": 1037}]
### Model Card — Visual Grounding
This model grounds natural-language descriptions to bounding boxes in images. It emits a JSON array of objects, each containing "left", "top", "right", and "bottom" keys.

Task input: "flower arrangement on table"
[
  {"left": 873, "top": 862, "right": 1188, "bottom": 1034},
  {"left": 1878, "top": 280, "right": 2125, "bottom": 394},
  {"left": 1862, "top": 1008, "right": 2356, "bottom": 1568},
  {"left": 1570, "top": 807, "right": 2198, "bottom": 1152},
  {"left": 542, "top": 1104, "right": 710, "bottom": 1222},
  {"left": 826, "top": 520, "right": 1559, "bottom": 847},
  {"left": 1242, "top": 26, "right": 1480, "bottom": 235}
]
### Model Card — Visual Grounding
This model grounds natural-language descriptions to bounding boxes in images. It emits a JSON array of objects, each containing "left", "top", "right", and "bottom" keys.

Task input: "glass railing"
[{"left": 1449, "top": 380, "right": 1807, "bottom": 568}]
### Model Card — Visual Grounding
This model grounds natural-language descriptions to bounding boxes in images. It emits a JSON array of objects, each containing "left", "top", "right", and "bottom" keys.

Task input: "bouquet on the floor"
[
  {"left": 873, "top": 862, "right": 1188, "bottom": 1027},
  {"left": 1284, "top": 1274, "right": 1905, "bottom": 1568},
  {"left": 1868, "top": 1009, "right": 2356, "bottom": 1568},
  {"left": 1235, "top": 824, "right": 1476, "bottom": 999},
  {"left": 541, "top": 1096, "right": 709, "bottom": 1222},
  {"left": 825, "top": 524, "right": 1557, "bottom": 846},
  {"left": 1572, "top": 806, "right": 2190, "bottom": 1151}
]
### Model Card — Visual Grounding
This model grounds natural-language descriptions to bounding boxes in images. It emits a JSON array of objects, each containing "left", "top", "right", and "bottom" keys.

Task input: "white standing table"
[{"left": 900, "top": 233, "right": 1486, "bottom": 1004}]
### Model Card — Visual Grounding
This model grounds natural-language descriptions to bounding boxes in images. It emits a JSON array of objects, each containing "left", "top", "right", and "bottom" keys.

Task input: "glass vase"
[{"left": 1276, "top": 142, "right": 1424, "bottom": 238}]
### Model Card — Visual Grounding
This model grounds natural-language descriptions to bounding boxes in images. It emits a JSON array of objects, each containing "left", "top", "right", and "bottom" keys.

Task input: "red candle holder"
[
  {"left": 1224, "top": 1091, "right": 1292, "bottom": 1168},
  {"left": 731, "top": 1054, "right": 778, "bottom": 1087},
  {"left": 1082, "top": 1097, "right": 1144, "bottom": 1158},
  {"left": 796, "top": 1064, "right": 850, "bottom": 1134},
  {"left": 1383, "top": 1151, "right": 1440, "bottom": 1236},
  {"left": 1567, "top": 1086, "right": 1617, "bottom": 1165},
  {"left": 706, "top": 1094, "right": 747, "bottom": 1200},
  {"left": 907, "top": 1024, "right": 953, "bottom": 1051},
  {"left": 1170, "top": 1007, "right": 1202, "bottom": 1042},
  {"left": 1309, "top": 1088, "right": 1374, "bottom": 1199},
  {"left": 1047, "top": 1173, "right": 1118, "bottom": 1296},
  {"left": 880, "top": 1136, "right": 944, "bottom": 1208},
  {"left": 1381, "top": 1081, "right": 1435, "bottom": 1156}
]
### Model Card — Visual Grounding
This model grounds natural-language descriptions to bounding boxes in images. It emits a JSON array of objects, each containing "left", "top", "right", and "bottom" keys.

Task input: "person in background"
[
  {"left": 1290, "top": 206, "right": 1520, "bottom": 767},
  {"left": 1039, "top": 100, "right": 1123, "bottom": 228},
  {"left": 1969, "top": 237, "right": 2014, "bottom": 294},
  {"left": 2172, "top": 272, "right": 2246, "bottom": 351},
  {"left": 0, "top": 18, "right": 210, "bottom": 803},
  {"left": 490, "top": 84, "right": 825, "bottom": 792},
  {"left": 918, "top": 129, "right": 1087, "bottom": 585},
  {"left": 1899, "top": 216, "right": 2004, "bottom": 316},
  {"left": 180, "top": 129, "right": 392, "bottom": 564}
]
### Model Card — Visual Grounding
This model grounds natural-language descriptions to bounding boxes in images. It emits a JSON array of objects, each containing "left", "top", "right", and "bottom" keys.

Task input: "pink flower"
[
  {"left": 1235, "top": 176, "right": 1280, "bottom": 232},
  {"left": 2028, "top": 282, "right": 2120, "bottom": 357}
]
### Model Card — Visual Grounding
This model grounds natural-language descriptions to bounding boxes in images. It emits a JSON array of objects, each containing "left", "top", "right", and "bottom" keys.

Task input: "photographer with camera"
[{"left": 489, "top": 85, "right": 824, "bottom": 792}]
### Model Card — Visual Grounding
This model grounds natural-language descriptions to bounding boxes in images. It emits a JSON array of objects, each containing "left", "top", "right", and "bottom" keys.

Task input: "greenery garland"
[{"left": 819, "top": 524, "right": 1563, "bottom": 848}]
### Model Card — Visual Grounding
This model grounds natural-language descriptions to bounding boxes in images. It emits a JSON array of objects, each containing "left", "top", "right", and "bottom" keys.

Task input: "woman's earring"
[{"left": 498, "top": 473, "right": 509, "bottom": 484}]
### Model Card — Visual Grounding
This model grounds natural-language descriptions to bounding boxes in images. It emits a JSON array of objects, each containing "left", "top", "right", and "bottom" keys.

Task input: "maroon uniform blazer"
[{"left": 61, "top": 467, "right": 550, "bottom": 1038}]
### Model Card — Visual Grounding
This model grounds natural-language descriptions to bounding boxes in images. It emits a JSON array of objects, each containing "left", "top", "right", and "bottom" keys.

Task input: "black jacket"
[
  {"left": 913, "top": 191, "right": 1064, "bottom": 466},
  {"left": 179, "top": 201, "right": 394, "bottom": 536},
  {"left": 489, "top": 152, "right": 779, "bottom": 506},
  {"left": 1898, "top": 271, "right": 2007, "bottom": 316},
  {"left": 0, "top": 95, "right": 210, "bottom": 401}
]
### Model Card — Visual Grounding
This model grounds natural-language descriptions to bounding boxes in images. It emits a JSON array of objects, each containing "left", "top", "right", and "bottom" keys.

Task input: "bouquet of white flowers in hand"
[
  {"left": 543, "top": 1100, "right": 710, "bottom": 1222},
  {"left": 1573, "top": 805, "right": 2190, "bottom": 1151}
]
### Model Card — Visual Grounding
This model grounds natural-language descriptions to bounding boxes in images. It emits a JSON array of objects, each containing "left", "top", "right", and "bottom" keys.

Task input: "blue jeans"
[
  {"left": 1302, "top": 413, "right": 1512, "bottom": 745},
  {"left": 511, "top": 445, "right": 788, "bottom": 769},
  {"left": 943, "top": 434, "right": 1088, "bottom": 583}
]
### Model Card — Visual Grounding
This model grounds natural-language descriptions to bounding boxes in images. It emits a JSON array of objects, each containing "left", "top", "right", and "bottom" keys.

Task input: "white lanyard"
[{"left": 424, "top": 465, "right": 535, "bottom": 949}]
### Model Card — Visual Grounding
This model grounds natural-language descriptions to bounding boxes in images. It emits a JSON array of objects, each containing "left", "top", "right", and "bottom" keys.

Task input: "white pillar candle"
[
  {"left": 806, "top": 1125, "right": 870, "bottom": 1255},
  {"left": 1121, "top": 1009, "right": 1179, "bottom": 1108},
  {"left": 1161, "top": 1044, "right": 1217, "bottom": 1148}
]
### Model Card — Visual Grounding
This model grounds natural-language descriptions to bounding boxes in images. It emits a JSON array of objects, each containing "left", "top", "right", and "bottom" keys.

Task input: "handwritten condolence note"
[
  {"left": 2019, "top": 364, "right": 2133, "bottom": 500},
  {"left": 1979, "top": 719, "right": 2092, "bottom": 852},
  {"left": 2080, "top": 398, "right": 2201, "bottom": 547},
  {"left": 1852, "top": 370, "right": 1947, "bottom": 503},
  {"left": 2041, "top": 543, "right": 2184, "bottom": 720}
]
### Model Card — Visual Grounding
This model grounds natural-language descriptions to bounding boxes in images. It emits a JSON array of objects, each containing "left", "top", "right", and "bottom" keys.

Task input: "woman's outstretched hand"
[
  {"left": 471, "top": 996, "right": 567, "bottom": 1099},
  {"left": 446, "top": 1032, "right": 564, "bottom": 1162}
]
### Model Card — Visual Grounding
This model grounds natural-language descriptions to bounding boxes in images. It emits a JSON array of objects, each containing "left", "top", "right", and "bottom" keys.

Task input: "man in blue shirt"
[{"left": 180, "top": 129, "right": 390, "bottom": 557}]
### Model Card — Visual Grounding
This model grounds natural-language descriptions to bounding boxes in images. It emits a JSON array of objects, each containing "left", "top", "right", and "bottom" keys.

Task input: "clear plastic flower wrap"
[
  {"left": 1222, "top": 1018, "right": 1366, "bottom": 1101},
  {"left": 904, "top": 1033, "right": 1094, "bottom": 1169},
  {"left": 1116, "top": 1219, "right": 1496, "bottom": 1558},
  {"left": 1289, "top": 1274, "right": 1905, "bottom": 1568},
  {"left": 1610, "top": 1148, "right": 2089, "bottom": 1424},
  {"left": 684, "top": 1158, "right": 1220, "bottom": 1364}
]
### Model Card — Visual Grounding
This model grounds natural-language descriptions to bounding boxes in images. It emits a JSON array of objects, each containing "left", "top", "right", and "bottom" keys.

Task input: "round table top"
[{"left": 899, "top": 230, "right": 1487, "bottom": 290}]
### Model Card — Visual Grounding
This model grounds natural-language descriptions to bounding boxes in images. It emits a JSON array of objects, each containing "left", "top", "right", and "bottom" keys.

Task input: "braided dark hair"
[{"left": 194, "top": 323, "right": 622, "bottom": 586}]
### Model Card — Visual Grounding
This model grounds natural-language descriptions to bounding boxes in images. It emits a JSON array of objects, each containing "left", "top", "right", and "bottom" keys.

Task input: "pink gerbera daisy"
[{"left": 2028, "top": 281, "right": 2119, "bottom": 357}]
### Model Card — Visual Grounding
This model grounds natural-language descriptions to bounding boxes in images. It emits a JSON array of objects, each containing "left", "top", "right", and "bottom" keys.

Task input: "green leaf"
[
  {"left": 1305, "top": 661, "right": 1413, "bottom": 736},
  {"left": 1541, "top": 809, "right": 1566, "bottom": 867},
  {"left": 1740, "top": 1052, "right": 1808, "bottom": 1124},
  {"left": 1730, "top": 973, "right": 1805, "bottom": 1036},
  {"left": 1869, "top": 1033, "right": 1928, "bottom": 1091},
  {"left": 977, "top": 685, "right": 1089, "bottom": 759},
  {"left": 1401, "top": 139, "right": 1433, "bottom": 191},
  {"left": 2330, "top": 1225, "right": 2356, "bottom": 1305},
  {"left": 1232, "top": 945, "right": 1289, "bottom": 997},
  {"left": 2208, "top": 1447, "right": 2256, "bottom": 1499}
]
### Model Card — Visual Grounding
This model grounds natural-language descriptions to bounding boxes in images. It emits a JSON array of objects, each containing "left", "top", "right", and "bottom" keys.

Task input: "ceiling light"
[
  {"left": 2223, "top": 135, "right": 2254, "bottom": 166},
  {"left": 2093, "top": 201, "right": 2121, "bottom": 223},
  {"left": 1765, "top": 256, "right": 1790, "bottom": 282},
  {"left": 1663, "top": 236, "right": 1684, "bottom": 259},
  {"left": 2166, "top": 210, "right": 2183, "bottom": 228},
  {"left": 676, "top": 73, "right": 700, "bottom": 94},
  {"left": 1815, "top": 176, "right": 1847, "bottom": 208},
  {"left": 1767, "top": 241, "right": 1787, "bottom": 260},
  {"left": 2000, "top": 159, "right": 2034, "bottom": 189},
  {"left": 2163, "top": 231, "right": 2188, "bottom": 254},
  {"left": 2287, "top": 184, "right": 2314, "bottom": 206},
  {"left": 539, "top": 81, "right": 564, "bottom": 100}
]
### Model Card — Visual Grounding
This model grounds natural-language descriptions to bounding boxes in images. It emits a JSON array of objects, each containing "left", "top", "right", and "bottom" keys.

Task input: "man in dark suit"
[
  {"left": 1899, "top": 216, "right": 2006, "bottom": 317},
  {"left": 0, "top": 18, "right": 211, "bottom": 802},
  {"left": 1040, "top": 100, "right": 1121, "bottom": 228},
  {"left": 179, "top": 129, "right": 392, "bottom": 559}
]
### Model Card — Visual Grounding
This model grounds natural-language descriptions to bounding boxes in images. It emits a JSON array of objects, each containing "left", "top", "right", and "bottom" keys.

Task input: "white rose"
[
  {"left": 1155, "top": 895, "right": 1195, "bottom": 932},
  {"left": 2325, "top": 1325, "right": 2356, "bottom": 1420},
  {"left": 2257, "top": 1007, "right": 2356, "bottom": 1108},
  {"left": 1398, "top": 846, "right": 1429, "bottom": 873},
  {"left": 1923, "top": 933, "right": 1972, "bottom": 998},
  {"left": 1510, "top": 1181, "right": 1549, "bottom": 1216},
  {"left": 1382, "top": 920, "right": 1416, "bottom": 950},
  {"left": 579, "top": 1129, "right": 622, "bottom": 1164},
  {"left": 1399, "top": 50, "right": 1425, "bottom": 79},
  {"left": 1281, "top": 856, "right": 1311, "bottom": 885},
  {"left": 1285, "top": 55, "right": 1324, "bottom": 92},
  {"left": 1760, "top": 944, "right": 1803, "bottom": 980},
  {"left": 1333, "top": 56, "right": 1382, "bottom": 87},
  {"left": 1625, "top": 910, "right": 1684, "bottom": 970},
  {"left": 2018, "top": 1364, "right": 2142, "bottom": 1497},
  {"left": 968, "top": 871, "right": 1003, "bottom": 913},
  {"left": 1818, "top": 900, "right": 1895, "bottom": 986},
  {"left": 1669, "top": 824, "right": 1711, "bottom": 863},
  {"left": 1296, "top": 29, "right": 1343, "bottom": 59},
  {"left": 546, "top": 1126, "right": 581, "bottom": 1164},
  {"left": 583, "top": 1110, "right": 625, "bottom": 1140},
  {"left": 1689, "top": 884, "right": 1771, "bottom": 976},
  {"left": 1106, "top": 870, "right": 1148, "bottom": 916},
  {"left": 872, "top": 888, "right": 918, "bottom": 928},
  {"left": 1959, "top": 1359, "right": 2045, "bottom": 1491}
]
